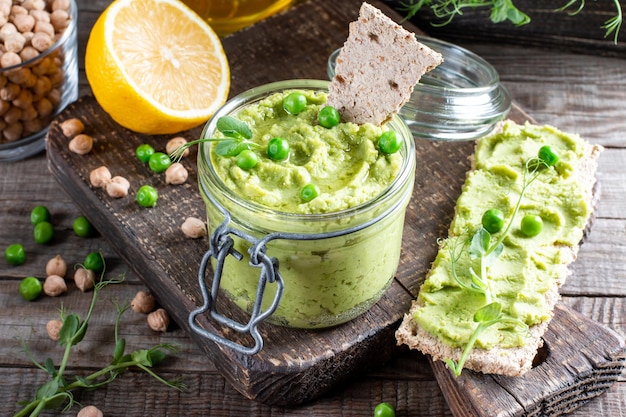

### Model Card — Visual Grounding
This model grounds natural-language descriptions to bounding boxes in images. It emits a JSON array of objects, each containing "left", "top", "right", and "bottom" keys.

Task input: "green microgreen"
[
  {"left": 444, "top": 301, "right": 528, "bottom": 377},
  {"left": 169, "top": 115, "right": 261, "bottom": 162},
  {"left": 14, "top": 261, "right": 184, "bottom": 417},
  {"left": 398, "top": 0, "right": 622, "bottom": 43},
  {"left": 443, "top": 147, "right": 558, "bottom": 376}
]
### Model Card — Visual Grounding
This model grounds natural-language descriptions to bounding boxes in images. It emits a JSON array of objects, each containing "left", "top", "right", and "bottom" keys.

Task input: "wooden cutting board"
[{"left": 45, "top": 0, "right": 625, "bottom": 413}]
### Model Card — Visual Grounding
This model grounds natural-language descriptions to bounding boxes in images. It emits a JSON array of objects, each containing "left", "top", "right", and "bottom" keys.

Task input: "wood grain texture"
[
  {"left": 1, "top": 0, "right": 625, "bottom": 415},
  {"left": 383, "top": 0, "right": 626, "bottom": 57}
]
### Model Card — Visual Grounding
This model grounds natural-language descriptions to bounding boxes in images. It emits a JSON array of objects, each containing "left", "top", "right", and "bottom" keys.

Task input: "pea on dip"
[
  {"left": 198, "top": 84, "right": 415, "bottom": 328},
  {"left": 412, "top": 121, "right": 593, "bottom": 350}
]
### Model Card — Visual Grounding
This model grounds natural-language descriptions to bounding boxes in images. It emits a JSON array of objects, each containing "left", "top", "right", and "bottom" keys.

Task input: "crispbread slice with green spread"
[
  {"left": 395, "top": 121, "right": 602, "bottom": 376},
  {"left": 327, "top": 2, "right": 443, "bottom": 126}
]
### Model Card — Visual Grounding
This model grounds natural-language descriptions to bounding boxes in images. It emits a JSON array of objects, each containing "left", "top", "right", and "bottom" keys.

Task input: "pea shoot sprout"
[
  {"left": 398, "top": 0, "right": 623, "bottom": 43},
  {"left": 14, "top": 258, "right": 184, "bottom": 417}
]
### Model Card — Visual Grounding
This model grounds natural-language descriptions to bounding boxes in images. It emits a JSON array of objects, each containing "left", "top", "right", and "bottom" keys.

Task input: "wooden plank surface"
[
  {"left": 1, "top": 0, "right": 625, "bottom": 416},
  {"left": 386, "top": 0, "right": 626, "bottom": 58}
]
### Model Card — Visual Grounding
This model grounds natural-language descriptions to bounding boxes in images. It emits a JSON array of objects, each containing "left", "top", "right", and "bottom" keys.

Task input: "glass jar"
[
  {"left": 195, "top": 80, "right": 416, "bottom": 333},
  {"left": 0, "top": 0, "right": 78, "bottom": 162}
]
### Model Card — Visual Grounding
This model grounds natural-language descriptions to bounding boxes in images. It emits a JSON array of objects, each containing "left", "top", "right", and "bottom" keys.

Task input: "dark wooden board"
[{"left": 45, "top": 0, "right": 625, "bottom": 412}]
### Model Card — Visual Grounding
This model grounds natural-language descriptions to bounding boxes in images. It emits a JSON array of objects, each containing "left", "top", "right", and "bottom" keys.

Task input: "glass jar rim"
[{"left": 198, "top": 79, "right": 416, "bottom": 224}]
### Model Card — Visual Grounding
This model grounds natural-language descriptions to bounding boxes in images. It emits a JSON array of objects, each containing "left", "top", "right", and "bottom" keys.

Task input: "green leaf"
[
  {"left": 58, "top": 314, "right": 80, "bottom": 346},
  {"left": 131, "top": 349, "right": 153, "bottom": 367},
  {"left": 44, "top": 358, "right": 56, "bottom": 376},
  {"left": 469, "top": 228, "right": 490, "bottom": 259},
  {"left": 484, "top": 242, "right": 503, "bottom": 266},
  {"left": 148, "top": 348, "right": 167, "bottom": 366},
  {"left": 36, "top": 380, "right": 59, "bottom": 400},
  {"left": 474, "top": 302, "right": 503, "bottom": 323},
  {"left": 215, "top": 139, "right": 249, "bottom": 157},
  {"left": 216, "top": 116, "right": 252, "bottom": 139},
  {"left": 72, "top": 322, "right": 88, "bottom": 346}
]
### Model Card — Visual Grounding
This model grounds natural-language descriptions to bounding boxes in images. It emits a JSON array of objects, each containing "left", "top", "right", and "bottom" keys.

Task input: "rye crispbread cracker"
[
  {"left": 395, "top": 122, "right": 603, "bottom": 376},
  {"left": 327, "top": 2, "right": 443, "bottom": 126}
]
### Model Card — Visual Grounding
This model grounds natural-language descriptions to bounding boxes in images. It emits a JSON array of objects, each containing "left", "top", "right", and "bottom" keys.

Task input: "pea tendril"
[
  {"left": 170, "top": 115, "right": 261, "bottom": 162},
  {"left": 14, "top": 260, "right": 184, "bottom": 417},
  {"left": 398, "top": 0, "right": 622, "bottom": 43}
]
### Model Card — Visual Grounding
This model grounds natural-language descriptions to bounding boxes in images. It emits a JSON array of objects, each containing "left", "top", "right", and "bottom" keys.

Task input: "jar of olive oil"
[{"left": 183, "top": 0, "right": 296, "bottom": 36}]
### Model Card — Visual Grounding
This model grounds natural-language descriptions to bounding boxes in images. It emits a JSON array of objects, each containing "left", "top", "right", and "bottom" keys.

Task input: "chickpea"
[
  {"left": 19, "top": 45, "right": 39, "bottom": 61},
  {"left": 3, "top": 105, "right": 22, "bottom": 123},
  {"left": 46, "top": 319, "right": 62, "bottom": 341},
  {"left": 0, "top": 82, "right": 20, "bottom": 101},
  {"left": 35, "top": 97, "right": 53, "bottom": 118},
  {"left": 29, "top": 9, "right": 50, "bottom": 24},
  {"left": 73, "top": 267, "right": 95, "bottom": 292},
  {"left": 77, "top": 405, "right": 104, "bottom": 417},
  {"left": 30, "top": 32, "right": 52, "bottom": 52},
  {"left": 45, "top": 254, "right": 67, "bottom": 278},
  {"left": 59, "top": 117, "right": 84, "bottom": 137},
  {"left": 13, "top": 88, "right": 33, "bottom": 109},
  {"left": 0, "top": 51, "right": 21, "bottom": 68},
  {"left": 4, "top": 32, "right": 26, "bottom": 53},
  {"left": 13, "top": 13, "right": 36, "bottom": 33},
  {"left": 89, "top": 166, "right": 112, "bottom": 188},
  {"left": 43, "top": 274, "right": 67, "bottom": 297},
  {"left": 181, "top": 217, "right": 207, "bottom": 239},
  {"left": 52, "top": 0, "right": 71, "bottom": 11},
  {"left": 105, "top": 176, "right": 130, "bottom": 198},
  {"left": 69, "top": 133, "right": 93, "bottom": 155},
  {"left": 0, "top": 22, "right": 17, "bottom": 41},
  {"left": 34, "top": 20, "right": 55, "bottom": 37},
  {"left": 166, "top": 136, "right": 189, "bottom": 157},
  {"left": 131, "top": 290, "right": 156, "bottom": 314},
  {"left": 164, "top": 162, "right": 188, "bottom": 185},
  {"left": 50, "top": 9, "right": 69, "bottom": 31},
  {"left": 147, "top": 308, "right": 170, "bottom": 332},
  {"left": 3, "top": 121, "right": 23, "bottom": 141}
]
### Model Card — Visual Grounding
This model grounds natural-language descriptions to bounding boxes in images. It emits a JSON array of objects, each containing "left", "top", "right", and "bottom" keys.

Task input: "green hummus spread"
[
  {"left": 201, "top": 88, "right": 413, "bottom": 328},
  {"left": 413, "top": 121, "right": 592, "bottom": 349},
  {"left": 210, "top": 89, "right": 402, "bottom": 214}
]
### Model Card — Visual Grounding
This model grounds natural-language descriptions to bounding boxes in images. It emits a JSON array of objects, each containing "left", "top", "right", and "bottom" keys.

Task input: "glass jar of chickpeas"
[{"left": 0, "top": 0, "right": 78, "bottom": 161}]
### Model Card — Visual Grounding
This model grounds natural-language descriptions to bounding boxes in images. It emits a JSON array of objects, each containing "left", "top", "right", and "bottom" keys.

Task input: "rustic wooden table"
[{"left": 1, "top": 0, "right": 624, "bottom": 416}]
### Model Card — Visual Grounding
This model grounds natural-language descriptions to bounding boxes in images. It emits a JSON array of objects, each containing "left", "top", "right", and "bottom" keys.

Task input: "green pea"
[
  {"left": 136, "top": 185, "right": 159, "bottom": 208},
  {"left": 84, "top": 251, "right": 104, "bottom": 273},
  {"left": 148, "top": 152, "right": 172, "bottom": 173},
  {"left": 481, "top": 208, "right": 505, "bottom": 234},
  {"left": 19, "top": 276, "right": 43, "bottom": 301},
  {"left": 374, "top": 402, "right": 396, "bottom": 417},
  {"left": 267, "top": 137, "right": 290, "bottom": 161},
  {"left": 73, "top": 215, "right": 95, "bottom": 237},
  {"left": 5, "top": 243, "right": 25, "bottom": 266},
  {"left": 30, "top": 205, "right": 50, "bottom": 225},
  {"left": 520, "top": 214, "right": 543, "bottom": 237},
  {"left": 538, "top": 145, "right": 559, "bottom": 167},
  {"left": 318, "top": 105, "right": 340, "bottom": 128},
  {"left": 282, "top": 92, "right": 307, "bottom": 115},
  {"left": 300, "top": 183, "right": 320, "bottom": 202},
  {"left": 33, "top": 221, "right": 54, "bottom": 244},
  {"left": 136, "top": 143, "right": 155, "bottom": 163},
  {"left": 378, "top": 131, "right": 402, "bottom": 154},
  {"left": 236, "top": 149, "right": 259, "bottom": 170}
]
